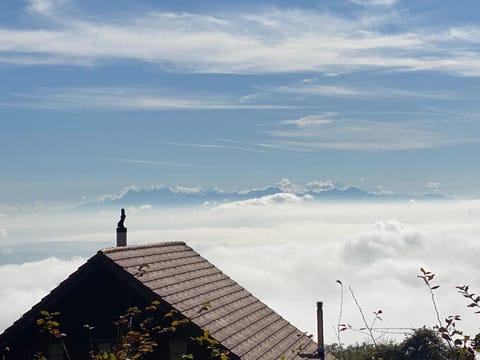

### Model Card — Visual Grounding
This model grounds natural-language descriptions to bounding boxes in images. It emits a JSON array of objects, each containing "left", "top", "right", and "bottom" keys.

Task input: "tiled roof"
[{"left": 102, "top": 242, "right": 321, "bottom": 360}]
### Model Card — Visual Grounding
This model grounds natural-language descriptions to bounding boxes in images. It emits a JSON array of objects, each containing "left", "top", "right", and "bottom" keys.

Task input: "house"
[{"left": 0, "top": 214, "right": 332, "bottom": 360}]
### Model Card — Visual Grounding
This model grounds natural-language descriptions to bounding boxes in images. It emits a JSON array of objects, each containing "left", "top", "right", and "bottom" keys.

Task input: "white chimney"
[{"left": 116, "top": 208, "right": 127, "bottom": 247}]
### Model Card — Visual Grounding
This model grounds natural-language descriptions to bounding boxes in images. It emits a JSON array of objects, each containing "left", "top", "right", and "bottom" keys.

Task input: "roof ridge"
[
  {"left": 101, "top": 241, "right": 187, "bottom": 254},
  {"left": 99, "top": 241, "right": 319, "bottom": 360}
]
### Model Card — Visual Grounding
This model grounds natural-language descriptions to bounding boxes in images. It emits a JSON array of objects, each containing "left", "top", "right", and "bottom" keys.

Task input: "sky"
[
  {"left": 2, "top": 0, "right": 480, "bottom": 349},
  {"left": 1, "top": 0, "right": 480, "bottom": 203}
]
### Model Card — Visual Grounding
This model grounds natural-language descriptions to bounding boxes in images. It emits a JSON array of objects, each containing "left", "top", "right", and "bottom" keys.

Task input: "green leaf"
[{"left": 40, "top": 310, "right": 50, "bottom": 316}]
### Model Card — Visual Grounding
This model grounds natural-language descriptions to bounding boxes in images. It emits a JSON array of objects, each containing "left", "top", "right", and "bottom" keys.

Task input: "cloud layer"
[
  {"left": 2, "top": 201, "right": 480, "bottom": 345},
  {"left": 344, "top": 220, "right": 425, "bottom": 263},
  {"left": 0, "top": 257, "right": 85, "bottom": 331}
]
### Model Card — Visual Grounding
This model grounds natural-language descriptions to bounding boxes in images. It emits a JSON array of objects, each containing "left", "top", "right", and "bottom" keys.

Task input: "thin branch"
[
  {"left": 62, "top": 340, "right": 72, "bottom": 360},
  {"left": 348, "top": 286, "right": 377, "bottom": 350},
  {"left": 417, "top": 271, "right": 442, "bottom": 328}
]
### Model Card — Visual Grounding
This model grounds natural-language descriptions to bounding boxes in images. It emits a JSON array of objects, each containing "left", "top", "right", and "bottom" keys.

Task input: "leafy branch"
[
  {"left": 456, "top": 285, "right": 480, "bottom": 314},
  {"left": 35, "top": 310, "right": 72, "bottom": 360},
  {"left": 418, "top": 268, "right": 480, "bottom": 359},
  {"left": 417, "top": 267, "right": 442, "bottom": 328},
  {"left": 109, "top": 301, "right": 190, "bottom": 360}
]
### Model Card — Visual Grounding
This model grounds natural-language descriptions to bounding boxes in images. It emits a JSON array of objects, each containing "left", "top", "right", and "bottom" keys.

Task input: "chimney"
[
  {"left": 317, "top": 301, "right": 325, "bottom": 360},
  {"left": 116, "top": 208, "right": 127, "bottom": 247}
]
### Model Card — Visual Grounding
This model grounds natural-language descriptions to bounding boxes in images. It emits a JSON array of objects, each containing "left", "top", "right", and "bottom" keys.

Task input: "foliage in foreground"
[
  {"left": 30, "top": 300, "right": 229, "bottom": 360},
  {"left": 329, "top": 268, "right": 480, "bottom": 360},
  {"left": 327, "top": 328, "right": 473, "bottom": 360},
  {"left": 5, "top": 266, "right": 480, "bottom": 360}
]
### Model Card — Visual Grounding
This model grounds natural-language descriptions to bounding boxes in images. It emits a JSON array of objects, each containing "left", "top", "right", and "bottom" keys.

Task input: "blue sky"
[
  {"left": 2, "top": 0, "right": 480, "bottom": 203},
  {"left": 3, "top": 1, "right": 480, "bottom": 344}
]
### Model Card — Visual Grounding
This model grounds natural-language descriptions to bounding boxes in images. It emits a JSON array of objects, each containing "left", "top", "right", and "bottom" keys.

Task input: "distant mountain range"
[{"left": 81, "top": 184, "right": 450, "bottom": 208}]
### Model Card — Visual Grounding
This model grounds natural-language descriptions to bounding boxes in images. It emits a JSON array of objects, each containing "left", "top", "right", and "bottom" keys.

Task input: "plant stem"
[
  {"left": 349, "top": 286, "right": 377, "bottom": 350},
  {"left": 62, "top": 340, "right": 72, "bottom": 360},
  {"left": 337, "top": 280, "right": 344, "bottom": 347}
]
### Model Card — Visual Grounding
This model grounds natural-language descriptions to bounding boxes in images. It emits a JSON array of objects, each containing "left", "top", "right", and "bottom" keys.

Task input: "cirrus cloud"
[
  {"left": 263, "top": 114, "right": 470, "bottom": 151},
  {"left": 1, "top": 5, "right": 480, "bottom": 76}
]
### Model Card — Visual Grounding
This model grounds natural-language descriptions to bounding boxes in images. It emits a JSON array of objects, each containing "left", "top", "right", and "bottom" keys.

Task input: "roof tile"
[{"left": 101, "top": 242, "right": 318, "bottom": 360}]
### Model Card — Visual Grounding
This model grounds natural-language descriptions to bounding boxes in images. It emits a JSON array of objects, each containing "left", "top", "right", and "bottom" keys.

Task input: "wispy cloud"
[
  {"left": 26, "top": 0, "right": 64, "bottom": 16},
  {"left": 262, "top": 113, "right": 474, "bottom": 151},
  {"left": 3, "top": 87, "right": 292, "bottom": 111},
  {"left": 274, "top": 82, "right": 458, "bottom": 100},
  {"left": 347, "top": 0, "right": 399, "bottom": 7},
  {"left": 113, "top": 158, "right": 206, "bottom": 169},
  {"left": 165, "top": 140, "right": 269, "bottom": 154},
  {"left": 1, "top": 5, "right": 480, "bottom": 76},
  {"left": 254, "top": 142, "right": 314, "bottom": 153},
  {"left": 280, "top": 114, "right": 335, "bottom": 127},
  {"left": 276, "top": 84, "right": 366, "bottom": 97},
  {"left": 3, "top": 82, "right": 458, "bottom": 111}
]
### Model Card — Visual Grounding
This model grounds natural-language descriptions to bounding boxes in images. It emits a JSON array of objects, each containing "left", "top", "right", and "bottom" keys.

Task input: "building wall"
[{"left": 1, "top": 260, "right": 198, "bottom": 360}]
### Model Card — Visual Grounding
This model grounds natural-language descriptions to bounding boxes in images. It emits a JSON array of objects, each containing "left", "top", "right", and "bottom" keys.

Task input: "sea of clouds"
[{"left": 1, "top": 199, "right": 480, "bottom": 345}]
